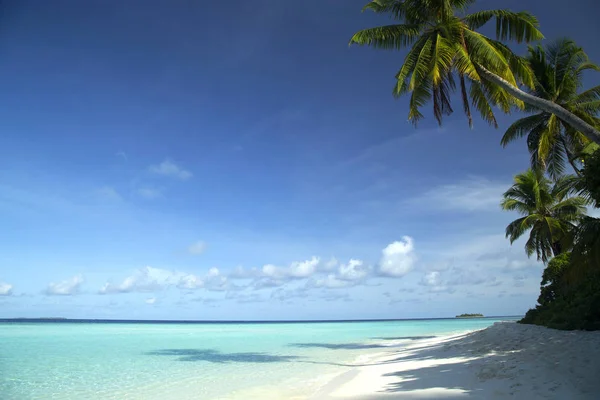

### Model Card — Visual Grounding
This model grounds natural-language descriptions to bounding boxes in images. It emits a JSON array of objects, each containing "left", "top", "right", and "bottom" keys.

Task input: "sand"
[{"left": 311, "top": 322, "right": 600, "bottom": 399}]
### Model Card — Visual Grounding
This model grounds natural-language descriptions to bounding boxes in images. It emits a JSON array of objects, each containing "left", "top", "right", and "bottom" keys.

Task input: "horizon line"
[{"left": 0, "top": 316, "right": 522, "bottom": 324}]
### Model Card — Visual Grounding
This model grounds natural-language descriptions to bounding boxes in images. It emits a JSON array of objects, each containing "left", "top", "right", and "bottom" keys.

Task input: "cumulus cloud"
[
  {"left": 378, "top": 237, "right": 415, "bottom": 277},
  {"left": 251, "top": 257, "right": 322, "bottom": 286},
  {"left": 99, "top": 267, "right": 179, "bottom": 294},
  {"left": 337, "top": 259, "right": 369, "bottom": 281},
  {"left": 188, "top": 240, "right": 207, "bottom": 255},
  {"left": 0, "top": 281, "right": 13, "bottom": 296},
  {"left": 149, "top": 160, "right": 192, "bottom": 180},
  {"left": 46, "top": 275, "right": 84, "bottom": 296},
  {"left": 288, "top": 257, "right": 319, "bottom": 278},
  {"left": 145, "top": 297, "right": 156, "bottom": 305},
  {"left": 178, "top": 274, "right": 204, "bottom": 290}
]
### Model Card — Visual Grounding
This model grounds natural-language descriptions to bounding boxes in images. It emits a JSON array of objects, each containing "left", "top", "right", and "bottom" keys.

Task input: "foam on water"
[{"left": 0, "top": 317, "right": 519, "bottom": 399}]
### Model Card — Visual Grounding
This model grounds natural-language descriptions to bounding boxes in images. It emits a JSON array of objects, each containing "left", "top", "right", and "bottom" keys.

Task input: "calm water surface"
[{"left": 0, "top": 317, "right": 520, "bottom": 399}]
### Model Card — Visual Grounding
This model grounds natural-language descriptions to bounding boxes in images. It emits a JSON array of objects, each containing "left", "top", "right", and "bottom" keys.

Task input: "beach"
[{"left": 312, "top": 322, "right": 600, "bottom": 399}]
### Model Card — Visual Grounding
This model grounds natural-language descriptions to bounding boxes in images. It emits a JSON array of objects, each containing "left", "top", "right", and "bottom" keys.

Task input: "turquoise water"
[{"left": 0, "top": 318, "right": 519, "bottom": 399}]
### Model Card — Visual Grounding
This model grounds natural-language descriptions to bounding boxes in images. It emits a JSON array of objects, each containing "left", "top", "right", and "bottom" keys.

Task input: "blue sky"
[{"left": 0, "top": 0, "right": 598, "bottom": 320}]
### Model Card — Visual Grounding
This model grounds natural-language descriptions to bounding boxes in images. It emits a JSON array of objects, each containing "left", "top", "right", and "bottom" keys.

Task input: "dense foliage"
[
  {"left": 520, "top": 150, "right": 600, "bottom": 330},
  {"left": 520, "top": 253, "right": 600, "bottom": 330},
  {"left": 582, "top": 149, "right": 600, "bottom": 206},
  {"left": 456, "top": 313, "right": 484, "bottom": 318}
]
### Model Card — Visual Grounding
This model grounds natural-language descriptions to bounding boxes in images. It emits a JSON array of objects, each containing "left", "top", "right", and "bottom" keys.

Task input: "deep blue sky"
[{"left": 0, "top": 0, "right": 598, "bottom": 320}]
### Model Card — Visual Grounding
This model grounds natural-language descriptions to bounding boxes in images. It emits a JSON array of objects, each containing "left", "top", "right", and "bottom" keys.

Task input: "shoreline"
[{"left": 309, "top": 322, "right": 600, "bottom": 399}]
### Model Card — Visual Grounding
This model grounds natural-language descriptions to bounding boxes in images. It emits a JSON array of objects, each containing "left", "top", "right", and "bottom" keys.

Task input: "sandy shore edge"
[{"left": 310, "top": 322, "right": 600, "bottom": 399}]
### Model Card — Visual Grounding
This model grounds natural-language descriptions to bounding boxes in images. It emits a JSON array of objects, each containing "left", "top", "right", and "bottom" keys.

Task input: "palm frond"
[
  {"left": 464, "top": 10, "right": 544, "bottom": 43},
  {"left": 501, "top": 113, "right": 547, "bottom": 147},
  {"left": 349, "top": 24, "right": 424, "bottom": 49},
  {"left": 408, "top": 80, "right": 433, "bottom": 124},
  {"left": 459, "top": 74, "right": 473, "bottom": 128},
  {"left": 574, "top": 85, "right": 600, "bottom": 104},
  {"left": 469, "top": 79, "right": 498, "bottom": 127}
]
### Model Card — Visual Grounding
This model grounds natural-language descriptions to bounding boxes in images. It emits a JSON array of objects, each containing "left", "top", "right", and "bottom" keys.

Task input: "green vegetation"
[
  {"left": 350, "top": 0, "right": 600, "bottom": 144},
  {"left": 500, "top": 39, "right": 599, "bottom": 179},
  {"left": 520, "top": 253, "right": 600, "bottom": 330},
  {"left": 456, "top": 313, "right": 484, "bottom": 318},
  {"left": 501, "top": 169, "right": 586, "bottom": 263},
  {"left": 351, "top": 2, "right": 600, "bottom": 330}
]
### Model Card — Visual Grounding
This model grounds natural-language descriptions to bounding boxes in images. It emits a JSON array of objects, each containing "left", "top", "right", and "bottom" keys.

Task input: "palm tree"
[
  {"left": 501, "top": 169, "right": 587, "bottom": 263},
  {"left": 501, "top": 39, "right": 600, "bottom": 180},
  {"left": 350, "top": 0, "right": 600, "bottom": 145}
]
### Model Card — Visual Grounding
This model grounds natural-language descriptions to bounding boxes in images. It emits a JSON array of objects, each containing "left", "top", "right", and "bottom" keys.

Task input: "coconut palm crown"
[
  {"left": 501, "top": 39, "right": 600, "bottom": 179},
  {"left": 501, "top": 168, "right": 587, "bottom": 263},
  {"left": 350, "top": 0, "right": 544, "bottom": 128}
]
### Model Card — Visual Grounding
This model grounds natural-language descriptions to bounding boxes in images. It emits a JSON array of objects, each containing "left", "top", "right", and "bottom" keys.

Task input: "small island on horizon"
[{"left": 456, "top": 313, "right": 484, "bottom": 318}]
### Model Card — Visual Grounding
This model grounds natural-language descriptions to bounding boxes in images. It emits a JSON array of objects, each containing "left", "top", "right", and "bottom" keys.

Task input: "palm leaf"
[
  {"left": 501, "top": 113, "right": 547, "bottom": 147},
  {"left": 464, "top": 10, "right": 544, "bottom": 43},
  {"left": 350, "top": 24, "right": 424, "bottom": 49}
]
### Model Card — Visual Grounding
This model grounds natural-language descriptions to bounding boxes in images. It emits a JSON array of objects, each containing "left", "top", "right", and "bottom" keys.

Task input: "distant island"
[{"left": 456, "top": 313, "right": 484, "bottom": 318}]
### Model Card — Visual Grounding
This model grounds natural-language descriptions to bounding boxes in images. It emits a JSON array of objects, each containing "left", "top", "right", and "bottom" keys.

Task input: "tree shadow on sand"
[
  {"left": 146, "top": 349, "right": 301, "bottom": 363},
  {"left": 369, "top": 326, "right": 594, "bottom": 398}
]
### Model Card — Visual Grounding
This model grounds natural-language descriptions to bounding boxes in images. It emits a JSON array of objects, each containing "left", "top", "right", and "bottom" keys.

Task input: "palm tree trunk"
[{"left": 477, "top": 66, "right": 600, "bottom": 146}]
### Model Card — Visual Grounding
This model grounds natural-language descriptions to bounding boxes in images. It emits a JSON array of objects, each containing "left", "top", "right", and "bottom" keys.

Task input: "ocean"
[{"left": 0, "top": 317, "right": 519, "bottom": 399}]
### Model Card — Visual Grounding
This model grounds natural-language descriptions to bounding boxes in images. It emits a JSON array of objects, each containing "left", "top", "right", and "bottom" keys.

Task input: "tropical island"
[{"left": 456, "top": 313, "right": 484, "bottom": 318}]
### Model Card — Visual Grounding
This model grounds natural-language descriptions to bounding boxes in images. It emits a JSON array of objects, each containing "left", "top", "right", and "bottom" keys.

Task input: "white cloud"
[
  {"left": 378, "top": 237, "right": 415, "bottom": 277},
  {"left": 149, "top": 160, "right": 192, "bottom": 180},
  {"left": 262, "top": 264, "right": 284, "bottom": 279},
  {"left": 204, "top": 268, "right": 236, "bottom": 292},
  {"left": 258, "top": 257, "right": 321, "bottom": 282},
  {"left": 421, "top": 271, "right": 441, "bottom": 286},
  {"left": 46, "top": 275, "right": 84, "bottom": 296},
  {"left": 408, "top": 177, "right": 507, "bottom": 212},
  {"left": 0, "top": 281, "right": 13, "bottom": 296},
  {"left": 188, "top": 241, "right": 207, "bottom": 255},
  {"left": 178, "top": 274, "right": 204, "bottom": 290},
  {"left": 137, "top": 187, "right": 162, "bottom": 199},
  {"left": 99, "top": 267, "right": 180, "bottom": 294},
  {"left": 288, "top": 257, "right": 319, "bottom": 278},
  {"left": 145, "top": 297, "right": 156, "bottom": 305},
  {"left": 337, "top": 259, "right": 369, "bottom": 281}
]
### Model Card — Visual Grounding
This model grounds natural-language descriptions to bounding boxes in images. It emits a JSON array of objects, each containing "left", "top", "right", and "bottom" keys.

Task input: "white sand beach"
[{"left": 312, "top": 322, "right": 600, "bottom": 399}]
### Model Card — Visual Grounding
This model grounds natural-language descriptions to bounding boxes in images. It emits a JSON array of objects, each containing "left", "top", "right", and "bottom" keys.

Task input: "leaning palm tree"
[
  {"left": 501, "top": 169, "right": 587, "bottom": 263},
  {"left": 350, "top": 0, "right": 600, "bottom": 145},
  {"left": 501, "top": 39, "right": 600, "bottom": 180}
]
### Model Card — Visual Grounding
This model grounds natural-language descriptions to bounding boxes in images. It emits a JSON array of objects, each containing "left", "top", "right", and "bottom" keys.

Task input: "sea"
[{"left": 0, "top": 317, "right": 519, "bottom": 399}]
